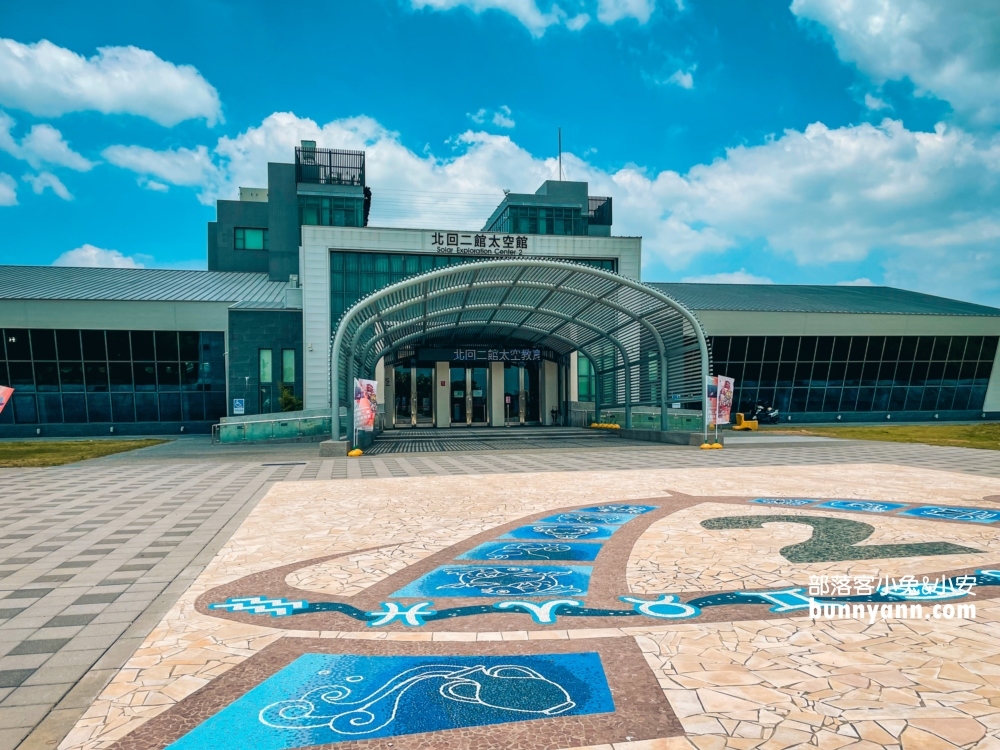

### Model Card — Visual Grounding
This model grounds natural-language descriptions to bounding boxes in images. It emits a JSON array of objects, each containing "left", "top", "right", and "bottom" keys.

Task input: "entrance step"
[{"left": 366, "top": 426, "right": 630, "bottom": 454}]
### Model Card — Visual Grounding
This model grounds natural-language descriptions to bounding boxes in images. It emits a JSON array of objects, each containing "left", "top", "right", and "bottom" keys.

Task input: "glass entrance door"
[
  {"left": 503, "top": 363, "right": 524, "bottom": 425},
  {"left": 450, "top": 367, "right": 467, "bottom": 425},
  {"left": 470, "top": 367, "right": 488, "bottom": 424},
  {"left": 393, "top": 367, "right": 411, "bottom": 427},
  {"left": 415, "top": 367, "right": 434, "bottom": 425},
  {"left": 524, "top": 361, "right": 540, "bottom": 423}
]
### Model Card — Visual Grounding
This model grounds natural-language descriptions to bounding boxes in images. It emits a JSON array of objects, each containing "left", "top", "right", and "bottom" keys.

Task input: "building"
[{"left": 1, "top": 143, "right": 998, "bottom": 437}]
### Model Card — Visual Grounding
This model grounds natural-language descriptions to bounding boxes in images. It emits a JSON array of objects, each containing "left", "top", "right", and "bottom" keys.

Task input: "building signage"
[
  {"left": 430, "top": 231, "right": 531, "bottom": 256},
  {"left": 418, "top": 347, "right": 542, "bottom": 362},
  {"left": 232, "top": 398, "right": 245, "bottom": 416}
]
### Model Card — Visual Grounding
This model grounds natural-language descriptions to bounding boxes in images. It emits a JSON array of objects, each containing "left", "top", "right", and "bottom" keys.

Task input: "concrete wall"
[
  {"left": 435, "top": 361, "right": 450, "bottom": 427},
  {"left": 490, "top": 361, "right": 505, "bottom": 426},
  {"left": 209, "top": 200, "right": 270, "bottom": 273},
  {"left": 301, "top": 227, "right": 332, "bottom": 410},
  {"left": 542, "top": 359, "right": 558, "bottom": 424},
  {"left": 268, "top": 162, "right": 299, "bottom": 282},
  {"left": 303, "top": 225, "right": 641, "bottom": 280},
  {"left": 227, "top": 309, "right": 303, "bottom": 418}
]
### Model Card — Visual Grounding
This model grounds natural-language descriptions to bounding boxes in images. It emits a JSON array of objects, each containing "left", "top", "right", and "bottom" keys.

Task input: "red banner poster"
[
  {"left": 354, "top": 378, "right": 378, "bottom": 432},
  {"left": 0, "top": 386, "right": 12, "bottom": 415},
  {"left": 716, "top": 375, "right": 735, "bottom": 424}
]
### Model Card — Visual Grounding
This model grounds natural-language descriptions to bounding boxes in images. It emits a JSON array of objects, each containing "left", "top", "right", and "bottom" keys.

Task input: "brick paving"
[{"left": 0, "top": 432, "right": 998, "bottom": 749}]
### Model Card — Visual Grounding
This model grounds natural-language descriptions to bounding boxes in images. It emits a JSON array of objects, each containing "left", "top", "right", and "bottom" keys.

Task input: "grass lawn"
[
  {"left": 0, "top": 439, "right": 168, "bottom": 468},
  {"left": 766, "top": 423, "right": 1000, "bottom": 451}
]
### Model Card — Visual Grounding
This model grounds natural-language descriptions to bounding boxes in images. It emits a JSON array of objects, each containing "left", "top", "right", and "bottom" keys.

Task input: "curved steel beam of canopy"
[{"left": 330, "top": 258, "right": 710, "bottom": 441}]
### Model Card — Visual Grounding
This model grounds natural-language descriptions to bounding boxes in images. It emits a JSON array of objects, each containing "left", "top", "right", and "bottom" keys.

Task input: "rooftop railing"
[
  {"left": 295, "top": 147, "right": 366, "bottom": 186},
  {"left": 588, "top": 196, "right": 613, "bottom": 226}
]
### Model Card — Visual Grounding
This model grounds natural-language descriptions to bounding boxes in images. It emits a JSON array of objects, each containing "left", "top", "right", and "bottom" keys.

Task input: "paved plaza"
[{"left": 1, "top": 434, "right": 1000, "bottom": 750}]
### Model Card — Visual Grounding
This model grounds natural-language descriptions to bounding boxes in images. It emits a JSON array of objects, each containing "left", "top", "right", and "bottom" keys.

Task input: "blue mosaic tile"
[
  {"left": 167, "top": 652, "right": 614, "bottom": 749},
  {"left": 501, "top": 523, "right": 616, "bottom": 541},
  {"left": 392, "top": 564, "right": 593, "bottom": 598},
  {"left": 814, "top": 500, "right": 908, "bottom": 514},
  {"left": 749, "top": 498, "right": 817, "bottom": 506},
  {"left": 537, "top": 511, "right": 634, "bottom": 525},
  {"left": 577, "top": 504, "right": 657, "bottom": 515},
  {"left": 458, "top": 541, "right": 602, "bottom": 562},
  {"left": 899, "top": 506, "right": 1000, "bottom": 524}
]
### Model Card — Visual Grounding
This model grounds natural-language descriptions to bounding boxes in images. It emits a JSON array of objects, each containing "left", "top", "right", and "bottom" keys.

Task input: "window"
[
  {"left": 710, "top": 334, "right": 997, "bottom": 416},
  {"left": 235, "top": 227, "right": 269, "bottom": 250},
  {"left": 577, "top": 355, "right": 595, "bottom": 401},
  {"left": 259, "top": 349, "right": 273, "bottom": 384},
  {"left": 0, "top": 329, "right": 226, "bottom": 425},
  {"left": 281, "top": 349, "right": 295, "bottom": 383},
  {"left": 485, "top": 205, "right": 586, "bottom": 235},
  {"left": 298, "top": 195, "right": 363, "bottom": 227},
  {"left": 329, "top": 251, "right": 616, "bottom": 324}
]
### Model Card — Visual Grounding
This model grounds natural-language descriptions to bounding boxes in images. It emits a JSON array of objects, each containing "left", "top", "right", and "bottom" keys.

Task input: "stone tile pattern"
[
  {"left": 0, "top": 461, "right": 301, "bottom": 750},
  {"left": 56, "top": 462, "right": 1000, "bottom": 750},
  {"left": 635, "top": 600, "right": 1000, "bottom": 750},
  {"left": 627, "top": 502, "right": 1000, "bottom": 595}
]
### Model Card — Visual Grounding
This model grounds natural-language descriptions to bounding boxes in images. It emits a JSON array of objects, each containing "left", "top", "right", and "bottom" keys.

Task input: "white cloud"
[
  {"left": 53, "top": 244, "right": 145, "bottom": 268},
  {"left": 681, "top": 269, "right": 774, "bottom": 284},
  {"left": 492, "top": 105, "right": 516, "bottom": 128},
  {"left": 0, "top": 111, "right": 93, "bottom": 170},
  {"left": 104, "top": 111, "right": 1000, "bottom": 303},
  {"left": 101, "top": 144, "right": 221, "bottom": 195},
  {"left": 137, "top": 176, "right": 169, "bottom": 192},
  {"left": 596, "top": 0, "right": 655, "bottom": 24},
  {"left": 410, "top": 0, "right": 566, "bottom": 36},
  {"left": 0, "top": 172, "right": 16, "bottom": 205},
  {"left": 665, "top": 68, "right": 694, "bottom": 89},
  {"left": 836, "top": 277, "right": 875, "bottom": 286},
  {"left": 0, "top": 38, "right": 222, "bottom": 126},
  {"left": 791, "top": 0, "right": 1000, "bottom": 125},
  {"left": 23, "top": 172, "right": 72, "bottom": 200},
  {"left": 467, "top": 108, "right": 487, "bottom": 124},
  {"left": 864, "top": 93, "right": 889, "bottom": 111},
  {"left": 411, "top": 0, "right": 647, "bottom": 34},
  {"left": 19, "top": 124, "right": 94, "bottom": 170}
]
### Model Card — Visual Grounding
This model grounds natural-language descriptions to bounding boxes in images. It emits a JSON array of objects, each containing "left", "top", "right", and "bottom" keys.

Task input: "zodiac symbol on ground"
[
  {"left": 485, "top": 543, "right": 572, "bottom": 560},
  {"left": 590, "top": 505, "right": 649, "bottom": 514},
  {"left": 548, "top": 513, "right": 626, "bottom": 525},
  {"left": 258, "top": 663, "right": 576, "bottom": 735},
  {"left": 439, "top": 567, "right": 583, "bottom": 596},
  {"left": 529, "top": 524, "right": 599, "bottom": 540}
]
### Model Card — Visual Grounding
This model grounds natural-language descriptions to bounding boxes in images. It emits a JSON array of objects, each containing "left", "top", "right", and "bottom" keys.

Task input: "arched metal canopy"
[{"left": 330, "top": 258, "right": 711, "bottom": 439}]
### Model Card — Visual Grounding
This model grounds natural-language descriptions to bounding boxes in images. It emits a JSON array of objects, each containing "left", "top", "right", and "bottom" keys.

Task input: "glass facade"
[
  {"left": 711, "top": 335, "right": 998, "bottom": 415},
  {"left": 0, "top": 329, "right": 226, "bottom": 425},
  {"left": 299, "top": 194, "right": 363, "bottom": 227},
  {"left": 485, "top": 205, "right": 586, "bottom": 236},
  {"left": 577, "top": 355, "right": 595, "bottom": 401},
  {"left": 331, "top": 251, "right": 617, "bottom": 324}
]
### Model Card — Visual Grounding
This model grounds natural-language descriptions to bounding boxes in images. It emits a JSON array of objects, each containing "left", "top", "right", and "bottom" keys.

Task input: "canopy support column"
[
  {"left": 624, "top": 361, "right": 632, "bottom": 429},
  {"left": 660, "top": 354, "right": 670, "bottom": 431}
]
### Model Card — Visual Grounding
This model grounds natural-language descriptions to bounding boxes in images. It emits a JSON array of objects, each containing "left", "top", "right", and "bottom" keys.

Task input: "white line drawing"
[
  {"left": 484, "top": 543, "right": 573, "bottom": 560},
  {"left": 259, "top": 663, "right": 576, "bottom": 735},
  {"left": 527, "top": 524, "right": 600, "bottom": 540},
  {"left": 438, "top": 566, "right": 584, "bottom": 596}
]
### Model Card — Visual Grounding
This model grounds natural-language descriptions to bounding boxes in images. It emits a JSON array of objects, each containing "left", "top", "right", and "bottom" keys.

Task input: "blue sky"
[{"left": 1, "top": 0, "right": 999, "bottom": 303}]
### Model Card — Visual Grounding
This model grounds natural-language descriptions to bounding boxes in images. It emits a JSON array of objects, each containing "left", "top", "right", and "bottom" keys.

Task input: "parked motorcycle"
[{"left": 748, "top": 402, "right": 781, "bottom": 424}]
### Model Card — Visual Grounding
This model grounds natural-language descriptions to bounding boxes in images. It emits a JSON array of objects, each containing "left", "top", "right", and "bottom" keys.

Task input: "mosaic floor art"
[{"left": 59, "top": 464, "right": 1000, "bottom": 750}]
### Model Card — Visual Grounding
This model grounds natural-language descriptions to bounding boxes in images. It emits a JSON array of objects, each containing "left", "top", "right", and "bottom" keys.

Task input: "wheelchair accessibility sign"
[{"left": 233, "top": 399, "right": 245, "bottom": 415}]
